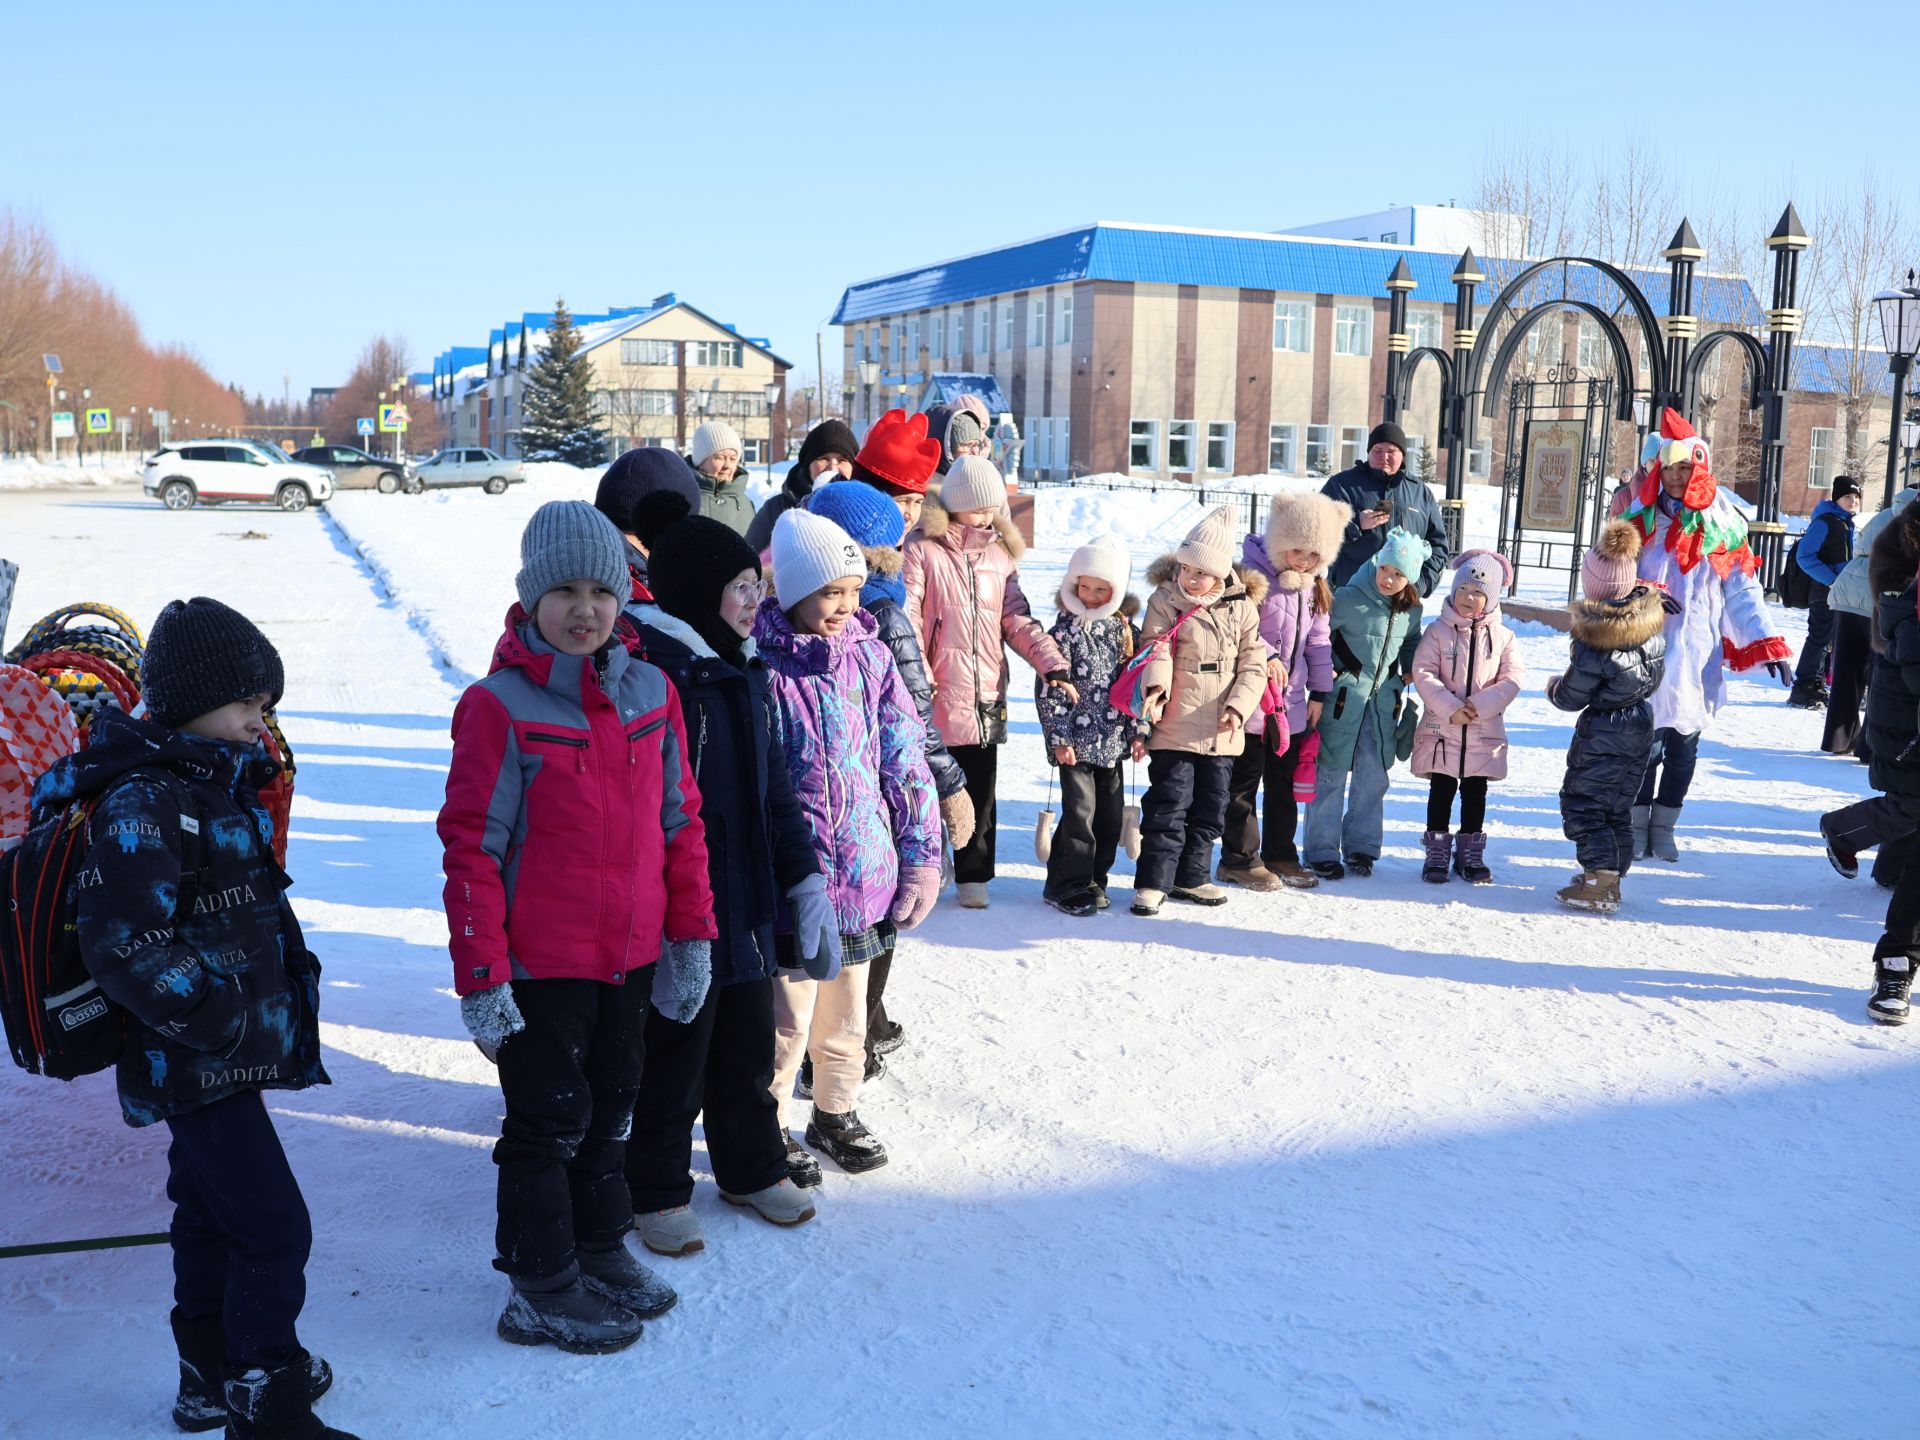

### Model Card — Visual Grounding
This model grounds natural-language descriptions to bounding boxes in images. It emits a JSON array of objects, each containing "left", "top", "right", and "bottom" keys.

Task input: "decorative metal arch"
[
  {"left": 1390, "top": 345, "right": 1455, "bottom": 427},
  {"left": 1463, "top": 255, "right": 1670, "bottom": 412},
  {"left": 1478, "top": 300, "right": 1642, "bottom": 423},
  {"left": 1682, "top": 328, "right": 1769, "bottom": 415}
]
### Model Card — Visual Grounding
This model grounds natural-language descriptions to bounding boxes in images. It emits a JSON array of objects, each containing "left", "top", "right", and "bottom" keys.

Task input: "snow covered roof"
[
  {"left": 433, "top": 299, "right": 789, "bottom": 387},
  {"left": 920, "top": 372, "right": 1011, "bottom": 417},
  {"left": 831, "top": 221, "right": 1764, "bottom": 329}
]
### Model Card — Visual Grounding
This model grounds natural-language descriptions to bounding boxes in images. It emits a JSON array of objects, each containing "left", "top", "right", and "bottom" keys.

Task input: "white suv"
[{"left": 142, "top": 440, "right": 336, "bottom": 512}]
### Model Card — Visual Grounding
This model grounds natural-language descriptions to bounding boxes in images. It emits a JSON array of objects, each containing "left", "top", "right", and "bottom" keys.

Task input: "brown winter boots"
[{"left": 1556, "top": 869, "right": 1621, "bottom": 914}]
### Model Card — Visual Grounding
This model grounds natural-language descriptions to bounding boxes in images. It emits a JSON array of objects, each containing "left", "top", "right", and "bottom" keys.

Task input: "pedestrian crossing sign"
[
  {"left": 378, "top": 404, "right": 409, "bottom": 432},
  {"left": 85, "top": 408, "right": 111, "bottom": 434}
]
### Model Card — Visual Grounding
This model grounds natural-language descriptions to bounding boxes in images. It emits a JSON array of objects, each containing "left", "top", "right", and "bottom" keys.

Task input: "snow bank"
[{"left": 0, "top": 457, "right": 141, "bottom": 491}]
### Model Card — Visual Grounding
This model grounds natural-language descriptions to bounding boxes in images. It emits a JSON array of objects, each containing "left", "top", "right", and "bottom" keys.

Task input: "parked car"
[
  {"left": 409, "top": 447, "right": 525, "bottom": 495},
  {"left": 141, "top": 440, "right": 335, "bottom": 512},
  {"left": 292, "top": 444, "right": 411, "bottom": 493}
]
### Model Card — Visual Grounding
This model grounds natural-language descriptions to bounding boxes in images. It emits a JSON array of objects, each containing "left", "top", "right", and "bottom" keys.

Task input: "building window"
[
  {"left": 950, "top": 310, "right": 963, "bottom": 358},
  {"left": 1577, "top": 317, "right": 1605, "bottom": 371},
  {"left": 1167, "top": 420, "right": 1195, "bottom": 472},
  {"left": 869, "top": 328, "right": 883, "bottom": 362},
  {"left": 1206, "top": 422, "right": 1234, "bottom": 473},
  {"left": 691, "top": 340, "right": 744, "bottom": 368},
  {"left": 1469, "top": 437, "right": 1491, "bottom": 477},
  {"left": 1027, "top": 416, "right": 1048, "bottom": 472},
  {"left": 889, "top": 327, "right": 901, "bottom": 368},
  {"left": 1808, "top": 427, "right": 1838, "bottom": 490},
  {"left": 1058, "top": 294, "right": 1073, "bottom": 346},
  {"left": 1129, "top": 419, "right": 1160, "bottom": 471},
  {"left": 906, "top": 316, "right": 920, "bottom": 360},
  {"left": 1526, "top": 320, "right": 1561, "bottom": 368},
  {"left": 1406, "top": 309, "right": 1441, "bottom": 351},
  {"left": 1057, "top": 416, "right": 1070, "bottom": 473},
  {"left": 1334, "top": 304, "right": 1372, "bottom": 357},
  {"left": 1269, "top": 423, "right": 1298, "bottom": 473},
  {"left": 979, "top": 306, "right": 992, "bottom": 353},
  {"left": 928, "top": 314, "right": 941, "bottom": 360},
  {"left": 1273, "top": 300, "right": 1311, "bottom": 353},
  {"left": 1379, "top": 230, "right": 1398, "bottom": 243},
  {"left": 1030, "top": 297, "right": 1047, "bottom": 348},
  {"left": 1305, "top": 424, "right": 1334, "bottom": 474},
  {"left": 621, "top": 338, "right": 678, "bottom": 366},
  {"left": 1339, "top": 425, "right": 1368, "bottom": 470},
  {"left": 742, "top": 438, "right": 764, "bottom": 463},
  {"left": 1001, "top": 302, "right": 1014, "bottom": 349},
  {"left": 1404, "top": 433, "right": 1428, "bottom": 477}
]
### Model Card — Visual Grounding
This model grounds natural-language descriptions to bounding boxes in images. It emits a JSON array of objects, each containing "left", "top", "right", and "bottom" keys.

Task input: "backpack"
[
  {"left": 1, "top": 773, "right": 199, "bottom": 1080},
  {"left": 1108, "top": 605, "right": 1201, "bottom": 718},
  {"left": 1777, "top": 539, "right": 1814, "bottom": 609}
]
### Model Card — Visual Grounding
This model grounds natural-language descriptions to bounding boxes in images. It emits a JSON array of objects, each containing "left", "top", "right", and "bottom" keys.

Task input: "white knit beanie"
[
  {"left": 771, "top": 508, "right": 866, "bottom": 609},
  {"left": 516, "top": 500, "right": 631, "bottom": 612},
  {"left": 690, "top": 420, "right": 744, "bottom": 470},
  {"left": 1063, "top": 534, "right": 1131, "bottom": 619},
  {"left": 941, "top": 455, "right": 1008, "bottom": 514},
  {"left": 1174, "top": 505, "right": 1237, "bottom": 580}
]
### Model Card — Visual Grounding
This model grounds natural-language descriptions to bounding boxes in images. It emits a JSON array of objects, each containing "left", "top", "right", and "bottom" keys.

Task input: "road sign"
[
  {"left": 377, "top": 403, "right": 409, "bottom": 433},
  {"left": 357, "top": 417, "right": 376, "bottom": 436},
  {"left": 51, "top": 411, "right": 75, "bottom": 439},
  {"left": 85, "top": 408, "right": 110, "bottom": 434}
]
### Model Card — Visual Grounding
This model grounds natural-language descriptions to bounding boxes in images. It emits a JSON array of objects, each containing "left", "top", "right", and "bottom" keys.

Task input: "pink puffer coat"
[
  {"left": 903, "top": 500, "right": 1066, "bottom": 748},
  {"left": 1409, "top": 600, "right": 1525, "bottom": 780}
]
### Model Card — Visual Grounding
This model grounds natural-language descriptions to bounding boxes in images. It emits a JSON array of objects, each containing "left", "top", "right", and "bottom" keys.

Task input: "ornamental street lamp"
[
  {"left": 1875, "top": 271, "right": 1920, "bottom": 507},
  {"left": 763, "top": 380, "right": 782, "bottom": 461},
  {"left": 855, "top": 360, "right": 880, "bottom": 436}
]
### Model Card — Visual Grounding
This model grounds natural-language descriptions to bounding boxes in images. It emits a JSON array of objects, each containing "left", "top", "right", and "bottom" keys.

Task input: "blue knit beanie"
[{"left": 805, "top": 478, "right": 906, "bottom": 549}]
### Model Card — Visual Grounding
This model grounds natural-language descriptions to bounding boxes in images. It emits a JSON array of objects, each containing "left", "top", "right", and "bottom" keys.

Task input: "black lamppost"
[
  {"left": 1445, "top": 247, "right": 1486, "bottom": 556},
  {"left": 1382, "top": 256, "right": 1415, "bottom": 425},
  {"left": 1661, "top": 219, "right": 1703, "bottom": 416},
  {"left": 1755, "top": 203, "right": 1809, "bottom": 580},
  {"left": 1873, "top": 269, "right": 1920, "bottom": 509}
]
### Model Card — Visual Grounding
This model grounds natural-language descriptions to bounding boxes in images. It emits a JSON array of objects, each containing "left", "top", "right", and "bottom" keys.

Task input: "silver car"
[{"left": 409, "top": 447, "right": 525, "bottom": 495}]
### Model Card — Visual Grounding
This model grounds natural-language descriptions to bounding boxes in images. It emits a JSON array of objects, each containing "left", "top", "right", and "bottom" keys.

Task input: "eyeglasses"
[
  {"left": 953, "top": 439, "right": 989, "bottom": 456},
  {"left": 725, "top": 578, "right": 768, "bottom": 604}
]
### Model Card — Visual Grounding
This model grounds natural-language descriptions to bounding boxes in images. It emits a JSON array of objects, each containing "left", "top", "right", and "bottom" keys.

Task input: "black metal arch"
[
  {"left": 1390, "top": 345, "right": 1455, "bottom": 419},
  {"left": 1682, "top": 328, "right": 1768, "bottom": 415},
  {"left": 1478, "top": 300, "right": 1640, "bottom": 422},
  {"left": 1464, "top": 255, "right": 1670, "bottom": 410}
]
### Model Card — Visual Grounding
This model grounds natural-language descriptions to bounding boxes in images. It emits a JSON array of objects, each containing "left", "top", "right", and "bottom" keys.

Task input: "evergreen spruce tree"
[{"left": 515, "top": 299, "right": 606, "bottom": 466}]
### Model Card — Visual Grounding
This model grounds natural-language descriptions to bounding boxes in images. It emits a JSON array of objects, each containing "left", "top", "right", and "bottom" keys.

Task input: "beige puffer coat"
[
  {"left": 904, "top": 500, "right": 1067, "bottom": 747},
  {"left": 1138, "top": 556, "right": 1270, "bottom": 757}
]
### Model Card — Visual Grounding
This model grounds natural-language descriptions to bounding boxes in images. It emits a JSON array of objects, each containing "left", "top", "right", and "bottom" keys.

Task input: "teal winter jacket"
[{"left": 1316, "top": 556, "right": 1422, "bottom": 772}]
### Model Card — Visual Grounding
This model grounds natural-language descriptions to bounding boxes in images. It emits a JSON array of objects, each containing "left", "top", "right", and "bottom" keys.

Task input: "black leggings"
[{"left": 1426, "top": 774, "right": 1488, "bottom": 832}]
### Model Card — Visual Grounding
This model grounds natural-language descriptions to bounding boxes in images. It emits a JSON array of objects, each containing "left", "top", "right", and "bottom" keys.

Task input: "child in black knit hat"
[
  {"left": 621, "top": 515, "right": 834, "bottom": 1252},
  {"left": 31, "top": 597, "right": 357, "bottom": 1439}
]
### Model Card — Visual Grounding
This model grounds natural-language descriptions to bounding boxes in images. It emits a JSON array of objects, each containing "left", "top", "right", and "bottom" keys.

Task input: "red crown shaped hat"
[{"left": 854, "top": 409, "right": 942, "bottom": 494}]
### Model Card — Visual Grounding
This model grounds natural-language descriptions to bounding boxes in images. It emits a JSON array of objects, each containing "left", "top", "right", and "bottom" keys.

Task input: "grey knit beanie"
[
  {"left": 516, "top": 500, "right": 631, "bottom": 611},
  {"left": 941, "top": 456, "right": 1008, "bottom": 515}
]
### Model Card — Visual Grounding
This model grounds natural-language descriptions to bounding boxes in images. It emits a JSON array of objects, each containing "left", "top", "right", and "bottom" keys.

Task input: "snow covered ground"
[{"left": 1, "top": 480, "right": 1915, "bottom": 1439}]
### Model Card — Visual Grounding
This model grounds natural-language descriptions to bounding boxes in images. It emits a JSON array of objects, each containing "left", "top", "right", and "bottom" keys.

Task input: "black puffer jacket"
[
  {"left": 31, "top": 707, "right": 328, "bottom": 1128},
  {"left": 1321, "top": 462, "right": 1451, "bottom": 594},
  {"left": 746, "top": 420, "right": 860, "bottom": 552},
  {"left": 1865, "top": 521, "right": 1920, "bottom": 798},
  {"left": 1548, "top": 585, "right": 1668, "bottom": 800},
  {"left": 629, "top": 606, "right": 820, "bottom": 985}
]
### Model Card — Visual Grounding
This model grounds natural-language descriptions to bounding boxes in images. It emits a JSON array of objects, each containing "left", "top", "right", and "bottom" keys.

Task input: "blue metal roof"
[
  {"left": 832, "top": 223, "right": 1763, "bottom": 328},
  {"left": 1789, "top": 343, "right": 1900, "bottom": 397}
]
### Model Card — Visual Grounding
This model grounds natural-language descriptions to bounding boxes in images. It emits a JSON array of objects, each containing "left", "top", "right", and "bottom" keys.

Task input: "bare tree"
[
  {"left": 1804, "top": 177, "right": 1913, "bottom": 475},
  {"left": 1581, "top": 136, "right": 1677, "bottom": 274}
]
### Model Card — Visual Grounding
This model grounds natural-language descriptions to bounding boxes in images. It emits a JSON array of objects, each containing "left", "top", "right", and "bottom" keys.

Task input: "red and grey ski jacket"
[{"left": 438, "top": 607, "right": 715, "bottom": 996}]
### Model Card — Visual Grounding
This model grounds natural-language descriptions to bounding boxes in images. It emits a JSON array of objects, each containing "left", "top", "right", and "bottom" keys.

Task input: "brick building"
[{"left": 832, "top": 221, "right": 1902, "bottom": 520}]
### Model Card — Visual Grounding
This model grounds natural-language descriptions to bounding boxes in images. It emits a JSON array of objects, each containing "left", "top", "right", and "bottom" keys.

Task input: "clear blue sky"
[{"left": 7, "top": 0, "right": 1904, "bottom": 400}]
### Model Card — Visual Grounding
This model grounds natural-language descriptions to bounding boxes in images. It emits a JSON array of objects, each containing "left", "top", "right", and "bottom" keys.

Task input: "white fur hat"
[
  {"left": 771, "top": 508, "right": 865, "bottom": 607},
  {"left": 690, "top": 420, "right": 744, "bottom": 469},
  {"left": 1062, "top": 534, "right": 1131, "bottom": 619}
]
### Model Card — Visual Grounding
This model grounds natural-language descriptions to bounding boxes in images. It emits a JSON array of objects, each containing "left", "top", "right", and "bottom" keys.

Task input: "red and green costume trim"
[{"left": 1621, "top": 407, "right": 1761, "bottom": 581}]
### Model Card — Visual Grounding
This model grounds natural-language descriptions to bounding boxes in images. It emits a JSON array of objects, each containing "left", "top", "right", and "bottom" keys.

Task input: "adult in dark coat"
[
  {"left": 920, "top": 396, "right": 991, "bottom": 476},
  {"left": 624, "top": 518, "right": 825, "bottom": 1240},
  {"left": 1820, "top": 509, "right": 1920, "bottom": 1023},
  {"left": 1789, "top": 477, "right": 1860, "bottom": 707},
  {"left": 744, "top": 419, "right": 857, "bottom": 553},
  {"left": 1321, "top": 421, "right": 1450, "bottom": 595}
]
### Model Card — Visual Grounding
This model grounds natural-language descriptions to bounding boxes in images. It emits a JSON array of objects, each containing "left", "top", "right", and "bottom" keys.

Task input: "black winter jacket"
[
  {"left": 746, "top": 467, "right": 807, "bottom": 554},
  {"left": 1548, "top": 586, "right": 1668, "bottom": 804},
  {"left": 1865, "top": 522, "right": 1920, "bottom": 798},
  {"left": 31, "top": 707, "right": 328, "bottom": 1128},
  {"left": 629, "top": 606, "right": 820, "bottom": 986},
  {"left": 1321, "top": 462, "right": 1451, "bottom": 595},
  {"left": 861, "top": 564, "right": 968, "bottom": 800}
]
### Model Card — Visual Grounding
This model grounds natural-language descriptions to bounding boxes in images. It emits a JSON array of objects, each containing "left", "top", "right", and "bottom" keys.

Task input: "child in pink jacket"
[
  {"left": 1410, "top": 550, "right": 1524, "bottom": 884},
  {"left": 903, "top": 456, "right": 1072, "bottom": 909}
]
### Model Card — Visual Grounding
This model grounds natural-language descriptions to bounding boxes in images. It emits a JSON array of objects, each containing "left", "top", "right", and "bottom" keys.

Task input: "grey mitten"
[
  {"left": 460, "top": 985, "right": 526, "bottom": 1063},
  {"left": 788, "top": 874, "right": 843, "bottom": 982},
  {"left": 652, "top": 939, "right": 713, "bottom": 1022}
]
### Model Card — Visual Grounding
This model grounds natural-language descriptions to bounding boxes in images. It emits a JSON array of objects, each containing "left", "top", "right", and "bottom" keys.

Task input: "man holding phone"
[{"left": 1321, "top": 421, "right": 1450, "bottom": 594}]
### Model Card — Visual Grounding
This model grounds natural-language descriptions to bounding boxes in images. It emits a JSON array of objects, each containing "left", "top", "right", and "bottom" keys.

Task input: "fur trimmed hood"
[
  {"left": 1144, "top": 554, "right": 1265, "bottom": 608},
  {"left": 1265, "top": 491, "right": 1352, "bottom": 573},
  {"left": 917, "top": 496, "right": 1025, "bottom": 560},
  {"left": 1868, "top": 511, "right": 1918, "bottom": 599},
  {"left": 1568, "top": 586, "right": 1666, "bottom": 651}
]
